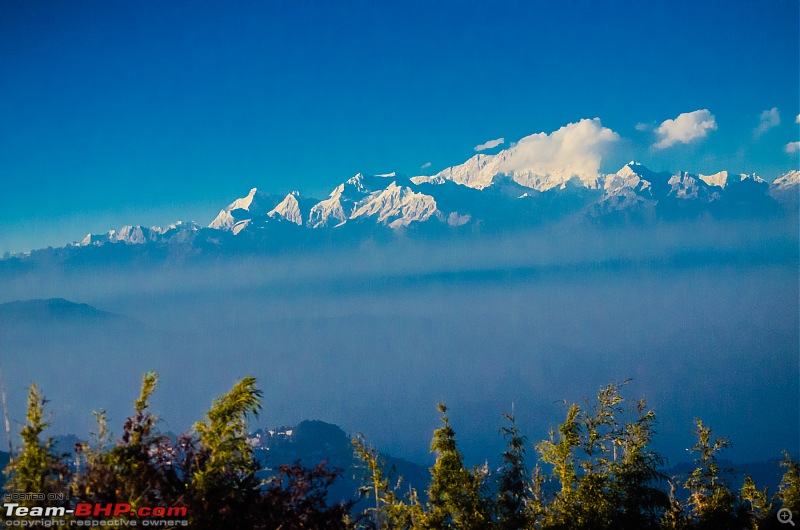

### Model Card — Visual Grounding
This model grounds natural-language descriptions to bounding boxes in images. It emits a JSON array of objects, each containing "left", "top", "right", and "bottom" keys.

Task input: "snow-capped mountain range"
[{"left": 40, "top": 145, "right": 800, "bottom": 252}]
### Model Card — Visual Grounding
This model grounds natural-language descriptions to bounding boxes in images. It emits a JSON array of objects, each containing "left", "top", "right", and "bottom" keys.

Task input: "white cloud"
[
  {"left": 420, "top": 162, "right": 431, "bottom": 169},
  {"left": 653, "top": 109, "right": 717, "bottom": 149},
  {"left": 796, "top": 114, "right": 800, "bottom": 124},
  {"left": 499, "top": 118, "right": 619, "bottom": 179},
  {"left": 474, "top": 137, "right": 504, "bottom": 152},
  {"left": 754, "top": 107, "right": 780, "bottom": 137},
  {"left": 635, "top": 122, "right": 651, "bottom": 132},
  {"left": 786, "top": 142, "right": 800, "bottom": 154}
]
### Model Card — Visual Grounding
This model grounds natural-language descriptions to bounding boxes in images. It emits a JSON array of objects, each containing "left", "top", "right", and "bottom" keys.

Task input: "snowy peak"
[
  {"left": 308, "top": 186, "right": 353, "bottom": 228},
  {"left": 771, "top": 170, "right": 800, "bottom": 190},
  {"left": 425, "top": 139, "right": 604, "bottom": 192},
  {"left": 665, "top": 169, "right": 768, "bottom": 205},
  {"left": 699, "top": 171, "right": 730, "bottom": 188},
  {"left": 419, "top": 152, "right": 505, "bottom": 189},
  {"left": 344, "top": 173, "right": 368, "bottom": 192},
  {"left": 228, "top": 187, "right": 258, "bottom": 211},
  {"left": 769, "top": 170, "right": 800, "bottom": 208},
  {"left": 613, "top": 161, "right": 645, "bottom": 181},
  {"left": 208, "top": 188, "right": 291, "bottom": 232},
  {"left": 77, "top": 221, "right": 198, "bottom": 247},
  {"left": 115, "top": 226, "right": 146, "bottom": 244},
  {"left": 351, "top": 181, "right": 439, "bottom": 228},
  {"left": 209, "top": 209, "right": 237, "bottom": 231},
  {"left": 605, "top": 162, "right": 654, "bottom": 194},
  {"left": 668, "top": 171, "right": 720, "bottom": 201},
  {"left": 268, "top": 192, "right": 303, "bottom": 226},
  {"left": 417, "top": 119, "right": 617, "bottom": 192},
  {"left": 307, "top": 173, "right": 416, "bottom": 229},
  {"left": 699, "top": 171, "right": 766, "bottom": 189},
  {"left": 27, "top": 126, "right": 797, "bottom": 257},
  {"left": 209, "top": 188, "right": 259, "bottom": 230},
  {"left": 344, "top": 172, "right": 408, "bottom": 195},
  {"left": 134, "top": 160, "right": 795, "bottom": 244},
  {"left": 592, "top": 162, "right": 658, "bottom": 213},
  {"left": 591, "top": 162, "right": 779, "bottom": 215}
]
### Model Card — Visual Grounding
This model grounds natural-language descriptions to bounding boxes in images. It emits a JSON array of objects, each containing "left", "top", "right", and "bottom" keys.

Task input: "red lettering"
[
  {"left": 138, "top": 507, "right": 151, "bottom": 517},
  {"left": 167, "top": 506, "right": 187, "bottom": 517},
  {"left": 113, "top": 503, "right": 131, "bottom": 516},
  {"left": 152, "top": 506, "right": 166, "bottom": 517},
  {"left": 94, "top": 504, "right": 114, "bottom": 517},
  {"left": 75, "top": 503, "right": 92, "bottom": 517}
]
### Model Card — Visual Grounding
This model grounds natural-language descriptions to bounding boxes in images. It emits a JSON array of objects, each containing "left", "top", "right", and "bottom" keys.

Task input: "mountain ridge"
[
  {"left": 0, "top": 298, "right": 114, "bottom": 321},
  {"left": 5, "top": 156, "right": 798, "bottom": 258}
]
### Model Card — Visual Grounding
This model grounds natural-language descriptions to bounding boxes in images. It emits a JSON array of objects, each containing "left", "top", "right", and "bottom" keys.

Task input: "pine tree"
[
  {"left": 537, "top": 402, "right": 580, "bottom": 528},
  {"left": 537, "top": 382, "right": 668, "bottom": 530},
  {"left": 608, "top": 398, "right": 669, "bottom": 529},
  {"left": 740, "top": 475, "right": 772, "bottom": 529},
  {"left": 4, "top": 384, "right": 70, "bottom": 502},
  {"left": 660, "top": 478, "right": 687, "bottom": 530},
  {"left": 73, "top": 372, "right": 181, "bottom": 509},
  {"left": 571, "top": 382, "right": 624, "bottom": 529},
  {"left": 423, "top": 403, "right": 489, "bottom": 529},
  {"left": 495, "top": 411, "right": 531, "bottom": 530},
  {"left": 189, "top": 375, "right": 262, "bottom": 529},
  {"left": 777, "top": 451, "right": 800, "bottom": 515},
  {"left": 683, "top": 418, "right": 740, "bottom": 529},
  {"left": 75, "top": 372, "right": 184, "bottom": 509},
  {"left": 352, "top": 433, "right": 423, "bottom": 529}
]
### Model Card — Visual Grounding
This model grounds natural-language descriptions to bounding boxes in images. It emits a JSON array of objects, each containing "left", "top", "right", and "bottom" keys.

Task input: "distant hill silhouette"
[
  {"left": 0, "top": 298, "right": 116, "bottom": 323},
  {"left": 253, "top": 420, "right": 429, "bottom": 507}
]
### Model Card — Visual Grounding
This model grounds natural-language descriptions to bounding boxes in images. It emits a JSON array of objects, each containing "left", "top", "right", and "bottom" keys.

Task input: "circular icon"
[{"left": 779, "top": 508, "right": 795, "bottom": 526}]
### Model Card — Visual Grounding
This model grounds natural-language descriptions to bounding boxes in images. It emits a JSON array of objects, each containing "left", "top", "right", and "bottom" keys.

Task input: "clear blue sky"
[{"left": 1, "top": 0, "right": 798, "bottom": 254}]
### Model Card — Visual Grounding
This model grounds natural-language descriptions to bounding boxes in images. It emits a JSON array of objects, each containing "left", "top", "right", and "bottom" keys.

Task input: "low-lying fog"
[{"left": 1, "top": 219, "right": 797, "bottom": 466}]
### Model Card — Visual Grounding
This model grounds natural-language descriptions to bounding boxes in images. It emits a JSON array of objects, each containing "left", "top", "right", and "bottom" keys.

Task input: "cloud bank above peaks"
[
  {"left": 500, "top": 118, "right": 619, "bottom": 178},
  {"left": 474, "top": 137, "right": 505, "bottom": 152},
  {"left": 653, "top": 109, "right": 717, "bottom": 149}
]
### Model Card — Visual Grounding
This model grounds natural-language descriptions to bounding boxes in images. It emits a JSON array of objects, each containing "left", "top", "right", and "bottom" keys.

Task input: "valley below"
[{"left": 1, "top": 219, "right": 797, "bottom": 467}]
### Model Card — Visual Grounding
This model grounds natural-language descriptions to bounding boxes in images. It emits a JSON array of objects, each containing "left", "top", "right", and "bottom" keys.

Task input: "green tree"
[
  {"left": 607, "top": 398, "right": 669, "bottom": 529},
  {"left": 423, "top": 403, "right": 490, "bottom": 529},
  {"left": 777, "top": 451, "right": 800, "bottom": 515},
  {"left": 4, "top": 384, "right": 70, "bottom": 502},
  {"left": 352, "top": 433, "right": 423, "bottom": 529},
  {"left": 495, "top": 411, "right": 531, "bottom": 530},
  {"left": 74, "top": 372, "right": 181, "bottom": 509},
  {"left": 571, "top": 382, "right": 625, "bottom": 529},
  {"left": 661, "top": 478, "right": 688, "bottom": 530},
  {"left": 188, "top": 375, "right": 262, "bottom": 529},
  {"left": 537, "top": 403, "right": 581, "bottom": 528},
  {"left": 683, "top": 418, "right": 740, "bottom": 529},
  {"left": 740, "top": 475, "right": 772, "bottom": 529},
  {"left": 537, "top": 382, "right": 668, "bottom": 530}
]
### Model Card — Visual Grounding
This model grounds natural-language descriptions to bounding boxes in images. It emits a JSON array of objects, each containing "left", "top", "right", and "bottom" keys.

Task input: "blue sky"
[{"left": 1, "top": 0, "right": 798, "bottom": 254}]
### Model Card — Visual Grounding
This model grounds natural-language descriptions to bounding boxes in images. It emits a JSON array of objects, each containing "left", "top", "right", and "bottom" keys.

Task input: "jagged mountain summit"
[
  {"left": 15, "top": 151, "right": 800, "bottom": 255},
  {"left": 209, "top": 173, "right": 441, "bottom": 232},
  {"left": 769, "top": 170, "right": 800, "bottom": 208},
  {"left": 78, "top": 221, "right": 200, "bottom": 246}
]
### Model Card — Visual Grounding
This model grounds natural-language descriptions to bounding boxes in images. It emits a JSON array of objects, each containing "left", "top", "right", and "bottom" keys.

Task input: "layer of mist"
[{"left": 0, "top": 218, "right": 797, "bottom": 466}]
